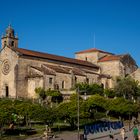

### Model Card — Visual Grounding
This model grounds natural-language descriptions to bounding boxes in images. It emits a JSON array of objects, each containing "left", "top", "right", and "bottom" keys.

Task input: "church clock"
[{"left": 2, "top": 59, "right": 11, "bottom": 75}]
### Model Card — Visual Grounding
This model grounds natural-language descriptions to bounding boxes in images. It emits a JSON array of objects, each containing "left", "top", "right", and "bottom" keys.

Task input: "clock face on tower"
[{"left": 2, "top": 59, "right": 11, "bottom": 75}]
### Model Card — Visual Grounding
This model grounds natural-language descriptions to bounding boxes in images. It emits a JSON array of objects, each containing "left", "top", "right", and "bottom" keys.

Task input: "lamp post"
[
  {"left": 77, "top": 87, "right": 80, "bottom": 140},
  {"left": 77, "top": 87, "right": 87, "bottom": 140}
]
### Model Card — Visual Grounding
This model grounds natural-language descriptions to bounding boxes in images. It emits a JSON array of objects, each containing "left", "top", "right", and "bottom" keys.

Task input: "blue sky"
[{"left": 0, "top": 0, "right": 140, "bottom": 65}]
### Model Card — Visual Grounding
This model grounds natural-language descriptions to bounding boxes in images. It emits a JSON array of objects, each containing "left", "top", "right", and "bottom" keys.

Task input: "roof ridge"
[
  {"left": 12, "top": 47, "right": 99, "bottom": 69},
  {"left": 75, "top": 48, "right": 114, "bottom": 55},
  {"left": 98, "top": 55, "right": 121, "bottom": 62},
  {"left": 98, "top": 55, "right": 109, "bottom": 60}
]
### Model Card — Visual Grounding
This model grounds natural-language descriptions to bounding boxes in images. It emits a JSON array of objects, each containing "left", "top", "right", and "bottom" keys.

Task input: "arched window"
[
  {"left": 11, "top": 41, "right": 14, "bottom": 46},
  {"left": 5, "top": 85, "right": 9, "bottom": 97},
  {"left": 49, "top": 77, "right": 53, "bottom": 84},
  {"left": 62, "top": 81, "right": 65, "bottom": 89},
  {"left": 75, "top": 76, "right": 77, "bottom": 83},
  {"left": 86, "top": 78, "right": 89, "bottom": 84}
]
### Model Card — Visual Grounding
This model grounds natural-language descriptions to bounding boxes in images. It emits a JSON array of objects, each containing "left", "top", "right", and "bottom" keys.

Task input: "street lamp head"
[{"left": 84, "top": 92, "right": 87, "bottom": 100}]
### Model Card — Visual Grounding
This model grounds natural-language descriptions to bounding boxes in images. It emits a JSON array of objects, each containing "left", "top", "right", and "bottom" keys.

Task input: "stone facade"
[
  {"left": 75, "top": 48, "right": 113, "bottom": 64},
  {"left": 76, "top": 49, "right": 138, "bottom": 87},
  {"left": 0, "top": 46, "right": 19, "bottom": 98},
  {"left": 0, "top": 26, "right": 111, "bottom": 98},
  {"left": 0, "top": 26, "right": 139, "bottom": 99},
  {"left": 130, "top": 69, "right": 140, "bottom": 83}
]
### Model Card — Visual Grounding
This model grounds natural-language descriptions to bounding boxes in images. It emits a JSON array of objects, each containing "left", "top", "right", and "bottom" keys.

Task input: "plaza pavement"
[
  {"left": 26, "top": 129, "right": 137, "bottom": 140},
  {"left": 25, "top": 125, "right": 139, "bottom": 140}
]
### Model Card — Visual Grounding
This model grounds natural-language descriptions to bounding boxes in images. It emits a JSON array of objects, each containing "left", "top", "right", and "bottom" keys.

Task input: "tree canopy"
[{"left": 114, "top": 76, "right": 140, "bottom": 100}]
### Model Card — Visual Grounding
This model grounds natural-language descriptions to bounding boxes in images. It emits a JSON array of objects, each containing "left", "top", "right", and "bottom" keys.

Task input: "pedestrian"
[
  {"left": 109, "top": 129, "right": 114, "bottom": 139},
  {"left": 120, "top": 127, "right": 125, "bottom": 140},
  {"left": 133, "top": 125, "right": 139, "bottom": 140}
]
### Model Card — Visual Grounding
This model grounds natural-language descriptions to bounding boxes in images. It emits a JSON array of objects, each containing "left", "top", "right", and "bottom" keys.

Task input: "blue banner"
[{"left": 84, "top": 121, "right": 123, "bottom": 135}]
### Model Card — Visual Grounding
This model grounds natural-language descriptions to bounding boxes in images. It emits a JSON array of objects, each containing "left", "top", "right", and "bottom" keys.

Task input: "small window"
[
  {"left": 62, "top": 81, "right": 65, "bottom": 89},
  {"left": 49, "top": 78, "right": 53, "bottom": 84},
  {"left": 4, "top": 41, "right": 7, "bottom": 47},
  {"left": 56, "top": 84, "right": 59, "bottom": 90},
  {"left": 85, "top": 57, "right": 87, "bottom": 61},
  {"left": 101, "top": 83, "right": 104, "bottom": 89},
  {"left": 55, "top": 84, "right": 59, "bottom": 90},
  {"left": 6, "top": 86, "right": 9, "bottom": 97},
  {"left": 75, "top": 76, "right": 77, "bottom": 83},
  {"left": 86, "top": 78, "right": 89, "bottom": 84}
]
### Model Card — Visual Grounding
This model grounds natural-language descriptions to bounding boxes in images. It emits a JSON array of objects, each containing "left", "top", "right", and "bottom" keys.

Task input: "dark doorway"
[{"left": 6, "top": 86, "right": 9, "bottom": 97}]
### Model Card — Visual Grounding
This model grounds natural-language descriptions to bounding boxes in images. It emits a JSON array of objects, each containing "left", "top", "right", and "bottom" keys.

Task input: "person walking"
[
  {"left": 109, "top": 128, "right": 114, "bottom": 140},
  {"left": 120, "top": 127, "right": 125, "bottom": 140},
  {"left": 133, "top": 125, "right": 139, "bottom": 140}
]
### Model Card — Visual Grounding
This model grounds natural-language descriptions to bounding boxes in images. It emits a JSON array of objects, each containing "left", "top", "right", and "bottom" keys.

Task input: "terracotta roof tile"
[
  {"left": 26, "top": 74, "right": 43, "bottom": 78},
  {"left": 30, "top": 66, "right": 42, "bottom": 72},
  {"left": 99, "top": 74, "right": 111, "bottom": 78},
  {"left": 75, "top": 48, "right": 114, "bottom": 55},
  {"left": 72, "top": 67, "right": 85, "bottom": 76},
  {"left": 98, "top": 55, "right": 123, "bottom": 62},
  {"left": 12, "top": 47, "right": 99, "bottom": 69},
  {"left": 43, "top": 64, "right": 70, "bottom": 74},
  {"left": 82, "top": 69, "right": 100, "bottom": 75},
  {"left": 30, "top": 65, "right": 56, "bottom": 75},
  {"left": 41, "top": 66, "right": 56, "bottom": 75}
]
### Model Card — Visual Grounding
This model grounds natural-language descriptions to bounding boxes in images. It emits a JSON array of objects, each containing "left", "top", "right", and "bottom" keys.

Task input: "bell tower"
[{"left": 1, "top": 24, "right": 18, "bottom": 49}]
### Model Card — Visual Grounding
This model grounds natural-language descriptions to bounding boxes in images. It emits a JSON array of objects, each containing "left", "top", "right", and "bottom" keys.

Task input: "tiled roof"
[
  {"left": 72, "top": 67, "right": 85, "bottom": 76},
  {"left": 98, "top": 55, "right": 123, "bottom": 62},
  {"left": 41, "top": 66, "right": 56, "bottom": 75},
  {"left": 44, "top": 64, "right": 89, "bottom": 76},
  {"left": 26, "top": 74, "right": 43, "bottom": 78},
  {"left": 26, "top": 66, "right": 43, "bottom": 78},
  {"left": 12, "top": 47, "right": 99, "bottom": 69},
  {"left": 75, "top": 48, "right": 114, "bottom": 55},
  {"left": 43, "top": 64, "right": 70, "bottom": 74},
  {"left": 82, "top": 69, "right": 100, "bottom": 75},
  {"left": 99, "top": 74, "right": 111, "bottom": 78},
  {"left": 30, "top": 65, "right": 56, "bottom": 75},
  {"left": 30, "top": 65, "right": 42, "bottom": 72},
  {"left": 30, "top": 65, "right": 86, "bottom": 76}
]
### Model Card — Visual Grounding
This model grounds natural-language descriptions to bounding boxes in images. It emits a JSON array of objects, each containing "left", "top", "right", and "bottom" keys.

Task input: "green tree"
[
  {"left": 46, "top": 89, "right": 63, "bottom": 103},
  {"left": 30, "top": 104, "right": 57, "bottom": 126},
  {"left": 86, "top": 94, "right": 108, "bottom": 120},
  {"left": 35, "top": 87, "right": 47, "bottom": 100},
  {"left": 57, "top": 101, "right": 77, "bottom": 129},
  {"left": 69, "top": 93, "right": 82, "bottom": 101},
  {"left": 114, "top": 76, "right": 140, "bottom": 100},
  {"left": 56, "top": 95, "right": 88, "bottom": 129},
  {"left": 109, "top": 97, "right": 139, "bottom": 119},
  {"left": 75, "top": 83, "right": 104, "bottom": 95},
  {"left": 88, "top": 84, "right": 104, "bottom": 96},
  {"left": 104, "top": 88, "right": 116, "bottom": 98}
]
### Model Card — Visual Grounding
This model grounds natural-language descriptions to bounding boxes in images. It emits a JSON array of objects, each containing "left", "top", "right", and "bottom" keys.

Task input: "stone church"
[{"left": 0, "top": 25, "right": 138, "bottom": 99}]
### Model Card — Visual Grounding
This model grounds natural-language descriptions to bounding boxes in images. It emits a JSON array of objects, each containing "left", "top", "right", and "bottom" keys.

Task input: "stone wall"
[
  {"left": 0, "top": 47, "right": 112, "bottom": 99},
  {"left": 75, "top": 51, "right": 112, "bottom": 64},
  {"left": 75, "top": 52, "right": 99, "bottom": 64},
  {"left": 0, "top": 46, "right": 19, "bottom": 98},
  {"left": 99, "top": 61, "right": 120, "bottom": 77},
  {"left": 55, "top": 73, "right": 72, "bottom": 90},
  {"left": 44, "top": 75, "right": 56, "bottom": 90},
  {"left": 28, "top": 77, "right": 43, "bottom": 98},
  {"left": 130, "top": 69, "right": 140, "bottom": 84},
  {"left": 16, "top": 55, "right": 101, "bottom": 98}
]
